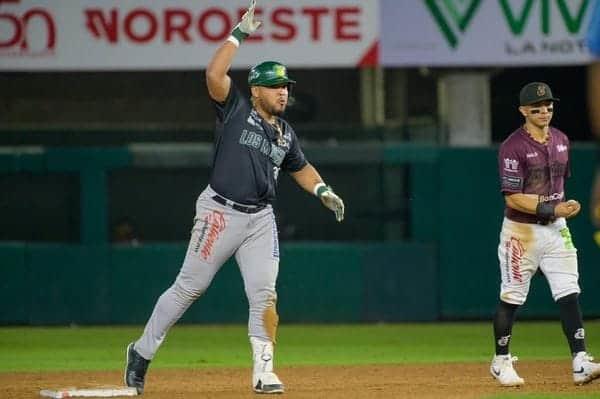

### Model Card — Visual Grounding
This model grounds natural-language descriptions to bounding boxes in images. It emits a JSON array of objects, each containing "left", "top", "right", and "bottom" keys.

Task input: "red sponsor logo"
[
  {"left": 84, "top": 6, "right": 362, "bottom": 45},
  {"left": 508, "top": 237, "right": 524, "bottom": 283},
  {"left": 0, "top": 1, "right": 56, "bottom": 55},
  {"left": 200, "top": 210, "right": 226, "bottom": 261}
]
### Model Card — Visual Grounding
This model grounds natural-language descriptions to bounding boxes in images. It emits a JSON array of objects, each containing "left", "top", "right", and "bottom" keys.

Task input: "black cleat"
[{"left": 124, "top": 342, "right": 150, "bottom": 394}]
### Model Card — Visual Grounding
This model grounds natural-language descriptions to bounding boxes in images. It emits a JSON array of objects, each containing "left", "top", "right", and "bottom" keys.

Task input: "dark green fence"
[
  {"left": 0, "top": 242, "right": 436, "bottom": 325},
  {"left": 1, "top": 144, "right": 599, "bottom": 324}
]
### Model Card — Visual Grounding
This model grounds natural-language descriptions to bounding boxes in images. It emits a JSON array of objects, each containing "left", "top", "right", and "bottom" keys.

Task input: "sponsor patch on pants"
[{"left": 190, "top": 210, "right": 226, "bottom": 260}]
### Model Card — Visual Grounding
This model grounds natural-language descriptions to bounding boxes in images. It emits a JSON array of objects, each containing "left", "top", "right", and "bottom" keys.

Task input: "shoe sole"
[
  {"left": 490, "top": 373, "right": 524, "bottom": 387},
  {"left": 124, "top": 343, "right": 132, "bottom": 387},
  {"left": 574, "top": 371, "right": 600, "bottom": 386},
  {"left": 253, "top": 383, "right": 285, "bottom": 394},
  {"left": 253, "top": 387, "right": 284, "bottom": 394},
  {"left": 124, "top": 342, "right": 143, "bottom": 394}
]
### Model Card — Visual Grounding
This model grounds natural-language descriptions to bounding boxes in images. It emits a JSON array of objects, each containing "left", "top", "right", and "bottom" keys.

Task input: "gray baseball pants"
[{"left": 134, "top": 185, "right": 280, "bottom": 360}]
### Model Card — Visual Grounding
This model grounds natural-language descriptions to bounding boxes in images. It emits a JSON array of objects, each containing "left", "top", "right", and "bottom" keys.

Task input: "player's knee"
[
  {"left": 172, "top": 278, "right": 206, "bottom": 302},
  {"left": 554, "top": 287, "right": 581, "bottom": 303},
  {"left": 500, "top": 290, "right": 527, "bottom": 306},
  {"left": 247, "top": 287, "right": 277, "bottom": 307},
  {"left": 556, "top": 292, "right": 579, "bottom": 304}
]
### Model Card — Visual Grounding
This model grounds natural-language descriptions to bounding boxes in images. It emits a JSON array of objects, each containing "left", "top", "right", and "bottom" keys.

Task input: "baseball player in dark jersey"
[
  {"left": 124, "top": 1, "right": 344, "bottom": 394},
  {"left": 491, "top": 82, "right": 600, "bottom": 386}
]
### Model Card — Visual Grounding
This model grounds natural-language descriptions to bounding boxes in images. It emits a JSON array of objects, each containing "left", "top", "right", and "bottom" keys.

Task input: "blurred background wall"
[{"left": 1, "top": 0, "right": 599, "bottom": 324}]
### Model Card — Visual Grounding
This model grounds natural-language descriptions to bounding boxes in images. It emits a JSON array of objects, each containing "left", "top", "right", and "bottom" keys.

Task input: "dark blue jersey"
[{"left": 209, "top": 82, "right": 307, "bottom": 205}]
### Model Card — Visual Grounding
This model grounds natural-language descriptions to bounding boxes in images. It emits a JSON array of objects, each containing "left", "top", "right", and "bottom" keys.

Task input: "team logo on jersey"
[
  {"left": 240, "top": 129, "right": 288, "bottom": 167},
  {"left": 526, "top": 152, "right": 538, "bottom": 158},
  {"left": 503, "top": 158, "right": 519, "bottom": 172},
  {"left": 556, "top": 144, "right": 567, "bottom": 152}
]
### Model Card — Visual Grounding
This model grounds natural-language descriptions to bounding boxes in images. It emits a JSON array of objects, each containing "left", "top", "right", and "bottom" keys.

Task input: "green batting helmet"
[{"left": 248, "top": 61, "right": 296, "bottom": 87}]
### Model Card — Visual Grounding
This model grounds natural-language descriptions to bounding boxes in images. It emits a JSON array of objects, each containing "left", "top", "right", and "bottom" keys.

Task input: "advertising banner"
[
  {"left": 0, "top": 0, "right": 378, "bottom": 70},
  {"left": 382, "top": 0, "right": 597, "bottom": 66}
]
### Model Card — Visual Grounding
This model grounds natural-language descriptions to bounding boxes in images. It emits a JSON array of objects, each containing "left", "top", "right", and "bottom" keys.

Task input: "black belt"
[{"left": 211, "top": 195, "right": 266, "bottom": 214}]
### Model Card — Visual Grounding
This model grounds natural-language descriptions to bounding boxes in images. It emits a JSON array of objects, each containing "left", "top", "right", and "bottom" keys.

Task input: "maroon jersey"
[{"left": 498, "top": 126, "right": 571, "bottom": 224}]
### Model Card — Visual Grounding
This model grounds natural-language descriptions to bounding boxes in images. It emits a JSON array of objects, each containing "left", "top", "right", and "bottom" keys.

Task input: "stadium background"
[{"left": 1, "top": 1, "right": 600, "bottom": 398}]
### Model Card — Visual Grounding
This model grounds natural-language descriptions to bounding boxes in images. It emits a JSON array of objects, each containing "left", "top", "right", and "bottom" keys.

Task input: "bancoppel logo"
[
  {"left": 526, "top": 152, "right": 538, "bottom": 158},
  {"left": 539, "top": 192, "right": 564, "bottom": 202},
  {"left": 504, "top": 158, "right": 519, "bottom": 172},
  {"left": 0, "top": 0, "right": 56, "bottom": 56},
  {"left": 574, "top": 328, "right": 585, "bottom": 340},
  {"left": 556, "top": 144, "right": 567, "bottom": 152}
]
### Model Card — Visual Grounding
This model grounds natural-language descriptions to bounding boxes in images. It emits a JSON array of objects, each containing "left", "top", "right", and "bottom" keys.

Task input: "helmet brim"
[{"left": 251, "top": 77, "right": 296, "bottom": 87}]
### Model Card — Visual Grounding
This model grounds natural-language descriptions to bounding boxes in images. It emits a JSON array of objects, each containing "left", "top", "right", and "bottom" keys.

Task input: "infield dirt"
[{"left": 2, "top": 361, "right": 599, "bottom": 398}]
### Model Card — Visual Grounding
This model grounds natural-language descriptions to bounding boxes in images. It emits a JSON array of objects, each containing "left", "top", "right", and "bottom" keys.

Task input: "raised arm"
[
  {"left": 205, "top": 0, "right": 262, "bottom": 102},
  {"left": 205, "top": 43, "right": 236, "bottom": 102}
]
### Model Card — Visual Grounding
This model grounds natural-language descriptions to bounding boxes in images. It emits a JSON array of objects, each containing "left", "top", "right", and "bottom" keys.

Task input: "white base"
[{"left": 40, "top": 387, "right": 138, "bottom": 398}]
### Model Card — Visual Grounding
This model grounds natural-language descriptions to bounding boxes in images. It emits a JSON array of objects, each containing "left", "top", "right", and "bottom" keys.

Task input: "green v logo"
[{"left": 425, "top": 0, "right": 483, "bottom": 48}]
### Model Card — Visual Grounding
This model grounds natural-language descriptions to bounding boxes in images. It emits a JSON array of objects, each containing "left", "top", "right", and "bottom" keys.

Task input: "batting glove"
[
  {"left": 316, "top": 185, "right": 345, "bottom": 222},
  {"left": 231, "top": 0, "right": 262, "bottom": 44}
]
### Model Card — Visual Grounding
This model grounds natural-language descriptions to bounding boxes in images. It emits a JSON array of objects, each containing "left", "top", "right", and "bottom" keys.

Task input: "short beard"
[
  {"left": 255, "top": 97, "right": 286, "bottom": 117},
  {"left": 270, "top": 105, "right": 285, "bottom": 116}
]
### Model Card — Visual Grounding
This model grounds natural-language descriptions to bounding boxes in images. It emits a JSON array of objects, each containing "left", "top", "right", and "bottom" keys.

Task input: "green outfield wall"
[
  {"left": 1, "top": 144, "right": 599, "bottom": 324},
  {"left": 0, "top": 242, "right": 436, "bottom": 325}
]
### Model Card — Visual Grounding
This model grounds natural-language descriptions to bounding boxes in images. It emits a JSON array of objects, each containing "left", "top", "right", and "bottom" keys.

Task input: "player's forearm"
[
  {"left": 506, "top": 193, "right": 580, "bottom": 220},
  {"left": 290, "top": 163, "right": 324, "bottom": 195},
  {"left": 206, "top": 42, "right": 237, "bottom": 82},
  {"left": 505, "top": 193, "right": 540, "bottom": 214},
  {"left": 205, "top": 42, "right": 237, "bottom": 101}
]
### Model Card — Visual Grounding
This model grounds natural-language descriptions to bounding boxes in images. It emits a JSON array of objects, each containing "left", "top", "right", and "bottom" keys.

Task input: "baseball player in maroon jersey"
[
  {"left": 491, "top": 82, "right": 600, "bottom": 386},
  {"left": 123, "top": 0, "right": 344, "bottom": 394}
]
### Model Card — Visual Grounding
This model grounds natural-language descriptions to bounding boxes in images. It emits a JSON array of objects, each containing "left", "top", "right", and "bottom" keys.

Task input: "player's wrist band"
[
  {"left": 314, "top": 183, "right": 329, "bottom": 197},
  {"left": 229, "top": 26, "right": 248, "bottom": 47},
  {"left": 536, "top": 201, "right": 556, "bottom": 220},
  {"left": 227, "top": 35, "right": 240, "bottom": 47}
]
